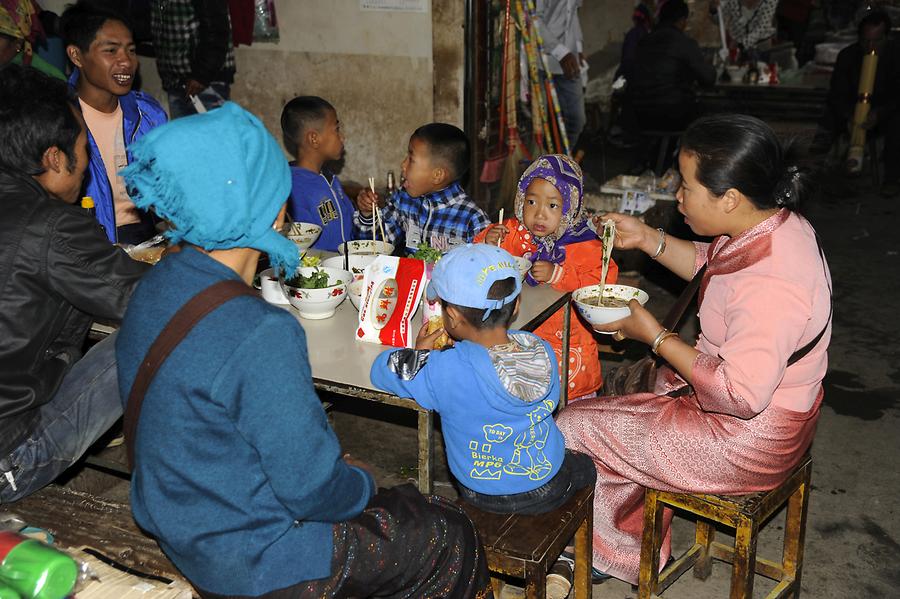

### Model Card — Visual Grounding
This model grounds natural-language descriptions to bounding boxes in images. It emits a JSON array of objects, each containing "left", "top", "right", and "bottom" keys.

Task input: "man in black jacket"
[
  {"left": 627, "top": 0, "right": 717, "bottom": 132},
  {"left": 0, "top": 65, "right": 148, "bottom": 503},
  {"left": 826, "top": 10, "right": 900, "bottom": 195}
]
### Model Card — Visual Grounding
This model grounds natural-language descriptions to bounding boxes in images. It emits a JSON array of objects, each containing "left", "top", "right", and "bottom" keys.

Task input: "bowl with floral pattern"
[{"left": 280, "top": 266, "right": 349, "bottom": 319}]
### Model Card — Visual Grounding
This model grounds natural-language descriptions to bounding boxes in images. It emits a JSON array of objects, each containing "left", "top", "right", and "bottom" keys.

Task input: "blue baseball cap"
[{"left": 426, "top": 244, "right": 522, "bottom": 320}]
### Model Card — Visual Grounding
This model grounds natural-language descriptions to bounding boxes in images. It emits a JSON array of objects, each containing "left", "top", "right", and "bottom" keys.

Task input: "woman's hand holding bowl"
[{"left": 593, "top": 298, "right": 664, "bottom": 345}]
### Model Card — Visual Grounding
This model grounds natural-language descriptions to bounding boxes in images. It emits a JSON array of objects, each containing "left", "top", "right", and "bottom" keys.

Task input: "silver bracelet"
[
  {"left": 650, "top": 228, "right": 666, "bottom": 260},
  {"left": 652, "top": 330, "right": 679, "bottom": 355}
]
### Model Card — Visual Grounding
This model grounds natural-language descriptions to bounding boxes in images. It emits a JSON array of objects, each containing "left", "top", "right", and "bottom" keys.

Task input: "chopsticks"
[
  {"left": 497, "top": 208, "right": 504, "bottom": 246},
  {"left": 368, "top": 176, "right": 386, "bottom": 243},
  {"left": 599, "top": 219, "right": 616, "bottom": 305}
]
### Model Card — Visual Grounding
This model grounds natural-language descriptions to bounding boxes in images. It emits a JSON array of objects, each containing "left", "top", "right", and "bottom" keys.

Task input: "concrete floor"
[{"left": 61, "top": 124, "right": 899, "bottom": 598}]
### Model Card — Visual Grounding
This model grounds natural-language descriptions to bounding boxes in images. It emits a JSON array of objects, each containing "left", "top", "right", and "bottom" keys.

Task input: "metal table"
[{"left": 294, "top": 279, "right": 571, "bottom": 494}]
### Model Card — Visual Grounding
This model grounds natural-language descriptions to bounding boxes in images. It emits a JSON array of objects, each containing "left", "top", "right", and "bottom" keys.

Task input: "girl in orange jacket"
[{"left": 475, "top": 154, "right": 617, "bottom": 399}]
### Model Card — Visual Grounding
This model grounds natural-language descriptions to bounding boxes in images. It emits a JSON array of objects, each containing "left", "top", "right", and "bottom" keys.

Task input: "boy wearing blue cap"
[{"left": 371, "top": 244, "right": 595, "bottom": 517}]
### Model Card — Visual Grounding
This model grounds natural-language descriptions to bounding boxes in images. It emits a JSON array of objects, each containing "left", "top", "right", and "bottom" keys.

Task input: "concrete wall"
[
  {"left": 580, "top": 0, "right": 634, "bottom": 58},
  {"left": 43, "top": 0, "right": 440, "bottom": 184},
  {"left": 432, "top": 1, "right": 465, "bottom": 127},
  {"left": 234, "top": 0, "right": 435, "bottom": 183}
]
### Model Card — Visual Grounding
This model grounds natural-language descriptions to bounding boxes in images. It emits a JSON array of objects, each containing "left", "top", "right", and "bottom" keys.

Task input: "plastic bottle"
[
  {"left": 385, "top": 171, "right": 397, "bottom": 201},
  {"left": 0, "top": 532, "right": 77, "bottom": 599},
  {"left": 80, "top": 196, "right": 95, "bottom": 216},
  {"left": 0, "top": 583, "right": 21, "bottom": 599}
]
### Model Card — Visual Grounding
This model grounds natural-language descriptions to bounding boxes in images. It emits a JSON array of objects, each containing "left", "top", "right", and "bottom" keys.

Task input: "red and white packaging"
[{"left": 356, "top": 256, "right": 426, "bottom": 348}]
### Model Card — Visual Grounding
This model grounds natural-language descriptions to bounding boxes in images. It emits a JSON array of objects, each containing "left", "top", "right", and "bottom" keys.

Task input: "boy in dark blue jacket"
[{"left": 280, "top": 96, "right": 355, "bottom": 252}]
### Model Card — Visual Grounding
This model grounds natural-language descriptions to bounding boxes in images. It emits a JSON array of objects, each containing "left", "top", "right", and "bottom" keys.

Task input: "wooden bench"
[
  {"left": 638, "top": 455, "right": 813, "bottom": 599},
  {"left": 460, "top": 485, "right": 594, "bottom": 599},
  {"left": 4, "top": 485, "right": 192, "bottom": 592}
]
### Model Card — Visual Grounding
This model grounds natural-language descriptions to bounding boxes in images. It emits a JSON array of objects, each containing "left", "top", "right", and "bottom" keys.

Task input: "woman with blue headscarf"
[
  {"left": 115, "top": 102, "right": 493, "bottom": 599},
  {"left": 476, "top": 154, "right": 619, "bottom": 399}
]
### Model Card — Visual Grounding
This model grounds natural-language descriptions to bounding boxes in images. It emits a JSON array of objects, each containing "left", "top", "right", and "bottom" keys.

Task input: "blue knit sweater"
[{"left": 116, "top": 248, "right": 374, "bottom": 595}]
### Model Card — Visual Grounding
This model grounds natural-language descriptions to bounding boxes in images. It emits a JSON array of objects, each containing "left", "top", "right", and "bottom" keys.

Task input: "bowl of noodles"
[
  {"left": 572, "top": 284, "right": 649, "bottom": 329},
  {"left": 283, "top": 222, "right": 322, "bottom": 251},
  {"left": 337, "top": 240, "right": 394, "bottom": 256}
]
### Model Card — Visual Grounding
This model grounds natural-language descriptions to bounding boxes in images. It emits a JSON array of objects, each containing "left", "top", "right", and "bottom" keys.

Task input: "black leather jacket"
[
  {"left": 0, "top": 171, "right": 148, "bottom": 455},
  {"left": 629, "top": 24, "right": 717, "bottom": 108}
]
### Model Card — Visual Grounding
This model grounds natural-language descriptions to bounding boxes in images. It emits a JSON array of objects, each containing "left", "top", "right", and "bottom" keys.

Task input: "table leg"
[
  {"left": 417, "top": 409, "right": 434, "bottom": 494},
  {"left": 559, "top": 299, "right": 571, "bottom": 409}
]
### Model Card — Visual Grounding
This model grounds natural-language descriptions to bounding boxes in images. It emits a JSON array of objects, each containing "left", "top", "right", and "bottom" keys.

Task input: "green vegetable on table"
[
  {"left": 412, "top": 243, "right": 443, "bottom": 264},
  {"left": 285, "top": 268, "right": 339, "bottom": 289},
  {"left": 301, "top": 254, "right": 321, "bottom": 267}
]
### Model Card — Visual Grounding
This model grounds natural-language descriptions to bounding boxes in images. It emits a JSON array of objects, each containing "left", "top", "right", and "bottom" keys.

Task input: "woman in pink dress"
[{"left": 557, "top": 114, "right": 831, "bottom": 584}]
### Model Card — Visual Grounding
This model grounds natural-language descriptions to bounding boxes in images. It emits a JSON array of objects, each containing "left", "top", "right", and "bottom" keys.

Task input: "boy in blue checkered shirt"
[{"left": 354, "top": 123, "right": 490, "bottom": 254}]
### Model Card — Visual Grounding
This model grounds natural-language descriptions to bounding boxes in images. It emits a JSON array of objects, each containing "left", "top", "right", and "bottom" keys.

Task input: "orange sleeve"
[
  {"left": 473, "top": 218, "right": 529, "bottom": 257},
  {"left": 552, "top": 239, "right": 619, "bottom": 292}
]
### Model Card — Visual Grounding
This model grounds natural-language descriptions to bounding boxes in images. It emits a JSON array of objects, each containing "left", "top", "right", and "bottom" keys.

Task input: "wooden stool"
[
  {"left": 638, "top": 455, "right": 812, "bottom": 599},
  {"left": 460, "top": 485, "right": 594, "bottom": 599}
]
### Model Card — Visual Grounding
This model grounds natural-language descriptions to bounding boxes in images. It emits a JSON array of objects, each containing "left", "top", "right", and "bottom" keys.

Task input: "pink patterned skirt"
[{"left": 556, "top": 388, "right": 821, "bottom": 584}]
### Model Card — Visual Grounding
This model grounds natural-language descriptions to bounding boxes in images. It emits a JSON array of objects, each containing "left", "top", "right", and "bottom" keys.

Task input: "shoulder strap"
[
  {"left": 124, "top": 280, "right": 257, "bottom": 469},
  {"left": 787, "top": 234, "right": 832, "bottom": 366},
  {"left": 661, "top": 265, "right": 707, "bottom": 332}
]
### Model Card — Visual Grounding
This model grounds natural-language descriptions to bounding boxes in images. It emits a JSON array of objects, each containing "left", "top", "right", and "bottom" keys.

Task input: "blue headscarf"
[
  {"left": 514, "top": 154, "right": 595, "bottom": 286},
  {"left": 120, "top": 102, "right": 298, "bottom": 275}
]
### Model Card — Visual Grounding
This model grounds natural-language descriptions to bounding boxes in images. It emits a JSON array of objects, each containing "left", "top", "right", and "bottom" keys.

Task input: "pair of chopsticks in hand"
[{"left": 368, "top": 177, "right": 387, "bottom": 243}]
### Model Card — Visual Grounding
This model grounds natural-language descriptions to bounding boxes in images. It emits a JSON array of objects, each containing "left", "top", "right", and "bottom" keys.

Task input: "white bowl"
[
  {"left": 280, "top": 266, "right": 350, "bottom": 319},
  {"left": 514, "top": 256, "right": 532, "bottom": 279},
  {"left": 258, "top": 267, "right": 289, "bottom": 305},
  {"left": 348, "top": 279, "right": 364, "bottom": 310},
  {"left": 572, "top": 284, "right": 649, "bottom": 330},
  {"left": 322, "top": 254, "right": 377, "bottom": 280},
  {"left": 337, "top": 240, "right": 394, "bottom": 256},
  {"left": 283, "top": 222, "right": 322, "bottom": 251}
]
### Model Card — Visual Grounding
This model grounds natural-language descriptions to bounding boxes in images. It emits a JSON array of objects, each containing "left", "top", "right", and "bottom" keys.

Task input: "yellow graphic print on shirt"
[
  {"left": 317, "top": 197, "right": 338, "bottom": 225},
  {"left": 468, "top": 401, "right": 555, "bottom": 482}
]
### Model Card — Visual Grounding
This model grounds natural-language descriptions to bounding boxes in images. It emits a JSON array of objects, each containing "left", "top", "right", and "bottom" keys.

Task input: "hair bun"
[{"left": 774, "top": 166, "right": 801, "bottom": 207}]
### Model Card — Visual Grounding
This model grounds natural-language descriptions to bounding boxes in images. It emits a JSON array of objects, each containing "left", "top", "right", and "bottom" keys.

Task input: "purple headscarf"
[{"left": 514, "top": 154, "right": 595, "bottom": 286}]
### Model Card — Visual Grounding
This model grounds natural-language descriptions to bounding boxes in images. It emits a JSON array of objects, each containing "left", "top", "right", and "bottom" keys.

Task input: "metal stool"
[{"left": 638, "top": 455, "right": 812, "bottom": 599}]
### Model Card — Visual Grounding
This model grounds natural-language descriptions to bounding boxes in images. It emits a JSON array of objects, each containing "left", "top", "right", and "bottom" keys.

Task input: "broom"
[
  {"left": 516, "top": 0, "right": 552, "bottom": 155},
  {"left": 525, "top": 0, "right": 571, "bottom": 156},
  {"left": 479, "top": 0, "right": 513, "bottom": 184},
  {"left": 498, "top": 5, "right": 529, "bottom": 216}
]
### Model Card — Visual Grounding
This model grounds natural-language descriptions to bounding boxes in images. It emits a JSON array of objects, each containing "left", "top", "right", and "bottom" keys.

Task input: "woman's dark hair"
[
  {"left": 441, "top": 277, "right": 518, "bottom": 330},
  {"left": 0, "top": 64, "right": 81, "bottom": 176},
  {"left": 60, "top": 0, "right": 132, "bottom": 52},
  {"left": 679, "top": 114, "right": 813, "bottom": 212}
]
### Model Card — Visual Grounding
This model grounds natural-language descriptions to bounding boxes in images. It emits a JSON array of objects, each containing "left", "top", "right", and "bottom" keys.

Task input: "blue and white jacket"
[{"left": 68, "top": 70, "right": 168, "bottom": 243}]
